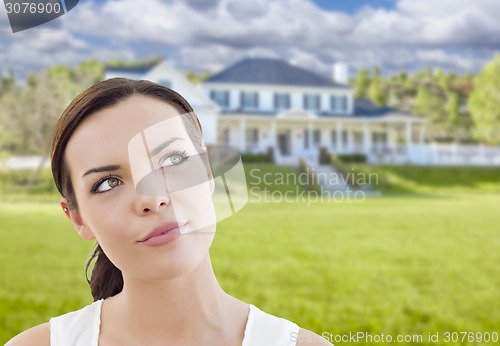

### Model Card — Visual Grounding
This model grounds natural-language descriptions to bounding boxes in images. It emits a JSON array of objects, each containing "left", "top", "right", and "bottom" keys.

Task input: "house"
[{"left": 105, "top": 58, "right": 426, "bottom": 165}]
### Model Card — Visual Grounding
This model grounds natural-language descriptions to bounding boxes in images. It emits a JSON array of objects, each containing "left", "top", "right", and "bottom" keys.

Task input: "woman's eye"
[
  {"left": 97, "top": 177, "right": 121, "bottom": 192},
  {"left": 161, "top": 153, "right": 187, "bottom": 168}
]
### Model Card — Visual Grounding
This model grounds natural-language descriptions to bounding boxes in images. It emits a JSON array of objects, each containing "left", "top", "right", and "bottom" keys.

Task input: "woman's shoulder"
[
  {"left": 5, "top": 300, "right": 102, "bottom": 346},
  {"left": 4, "top": 323, "right": 50, "bottom": 346},
  {"left": 247, "top": 305, "right": 332, "bottom": 345}
]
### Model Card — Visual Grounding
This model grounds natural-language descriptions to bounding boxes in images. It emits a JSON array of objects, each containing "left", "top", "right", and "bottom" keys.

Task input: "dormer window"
[
  {"left": 211, "top": 90, "right": 229, "bottom": 108},
  {"left": 304, "top": 94, "right": 320, "bottom": 112},
  {"left": 274, "top": 93, "right": 290, "bottom": 111},
  {"left": 241, "top": 91, "right": 259, "bottom": 110},
  {"left": 331, "top": 95, "right": 348, "bottom": 113}
]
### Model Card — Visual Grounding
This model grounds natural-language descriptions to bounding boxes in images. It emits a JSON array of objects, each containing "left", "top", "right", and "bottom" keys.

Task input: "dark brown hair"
[{"left": 51, "top": 78, "right": 203, "bottom": 301}]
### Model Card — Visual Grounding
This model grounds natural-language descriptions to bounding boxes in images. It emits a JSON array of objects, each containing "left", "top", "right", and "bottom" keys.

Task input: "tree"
[
  {"left": 354, "top": 68, "right": 370, "bottom": 99},
  {"left": 369, "top": 78, "right": 385, "bottom": 106},
  {"left": 0, "top": 60, "right": 105, "bottom": 185},
  {"left": 445, "top": 92, "right": 460, "bottom": 124},
  {"left": 468, "top": 54, "right": 500, "bottom": 144}
]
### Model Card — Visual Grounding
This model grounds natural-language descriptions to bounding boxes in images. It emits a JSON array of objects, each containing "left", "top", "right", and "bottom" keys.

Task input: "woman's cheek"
[{"left": 170, "top": 181, "right": 216, "bottom": 234}]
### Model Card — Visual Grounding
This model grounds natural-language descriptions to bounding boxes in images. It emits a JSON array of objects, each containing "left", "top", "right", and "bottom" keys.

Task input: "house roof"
[
  {"left": 352, "top": 98, "right": 420, "bottom": 118},
  {"left": 204, "top": 58, "right": 349, "bottom": 88}
]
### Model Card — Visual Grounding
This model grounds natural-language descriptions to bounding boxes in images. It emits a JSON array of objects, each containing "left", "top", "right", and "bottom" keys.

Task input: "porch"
[{"left": 217, "top": 115, "right": 426, "bottom": 166}]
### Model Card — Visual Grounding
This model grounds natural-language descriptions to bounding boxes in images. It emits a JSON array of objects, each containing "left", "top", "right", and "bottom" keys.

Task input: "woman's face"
[{"left": 63, "top": 94, "right": 216, "bottom": 281}]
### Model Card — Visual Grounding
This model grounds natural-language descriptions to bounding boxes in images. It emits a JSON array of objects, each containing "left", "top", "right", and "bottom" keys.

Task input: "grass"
[
  {"left": 347, "top": 165, "right": 500, "bottom": 194},
  {"left": 1, "top": 194, "right": 500, "bottom": 345}
]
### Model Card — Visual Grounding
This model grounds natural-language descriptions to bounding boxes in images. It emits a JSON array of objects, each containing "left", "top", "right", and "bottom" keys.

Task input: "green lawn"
[{"left": 2, "top": 193, "right": 500, "bottom": 345}]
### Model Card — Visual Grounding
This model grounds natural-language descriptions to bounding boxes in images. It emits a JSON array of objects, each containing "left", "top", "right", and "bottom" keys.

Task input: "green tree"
[
  {"left": 369, "top": 78, "right": 385, "bottom": 106},
  {"left": 0, "top": 59, "right": 105, "bottom": 184},
  {"left": 468, "top": 54, "right": 500, "bottom": 144},
  {"left": 445, "top": 92, "right": 460, "bottom": 124},
  {"left": 354, "top": 68, "right": 370, "bottom": 99}
]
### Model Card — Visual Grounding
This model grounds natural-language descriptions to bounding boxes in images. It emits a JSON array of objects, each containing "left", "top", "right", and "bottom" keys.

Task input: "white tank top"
[{"left": 49, "top": 299, "right": 300, "bottom": 346}]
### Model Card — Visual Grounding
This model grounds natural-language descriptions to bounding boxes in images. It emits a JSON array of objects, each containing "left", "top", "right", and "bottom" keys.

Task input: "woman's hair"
[{"left": 51, "top": 78, "right": 204, "bottom": 301}]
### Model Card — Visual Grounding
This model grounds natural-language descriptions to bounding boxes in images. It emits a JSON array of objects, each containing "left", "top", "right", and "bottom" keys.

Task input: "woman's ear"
[{"left": 60, "top": 197, "right": 95, "bottom": 240}]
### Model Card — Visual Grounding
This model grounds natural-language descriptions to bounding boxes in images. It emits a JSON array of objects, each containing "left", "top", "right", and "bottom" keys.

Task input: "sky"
[{"left": 1, "top": 0, "right": 500, "bottom": 80}]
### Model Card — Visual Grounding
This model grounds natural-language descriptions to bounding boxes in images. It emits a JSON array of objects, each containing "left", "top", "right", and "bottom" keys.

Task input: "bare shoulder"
[
  {"left": 296, "top": 328, "right": 333, "bottom": 345},
  {"left": 4, "top": 322, "right": 50, "bottom": 346}
]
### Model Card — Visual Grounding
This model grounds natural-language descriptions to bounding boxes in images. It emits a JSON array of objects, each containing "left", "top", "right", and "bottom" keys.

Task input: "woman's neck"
[{"left": 100, "top": 254, "right": 248, "bottom": 345}]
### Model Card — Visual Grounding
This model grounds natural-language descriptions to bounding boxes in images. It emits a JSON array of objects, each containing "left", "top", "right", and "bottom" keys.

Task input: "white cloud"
[{"left": 2, "top": 0, "right": 500, "bottom": 78}]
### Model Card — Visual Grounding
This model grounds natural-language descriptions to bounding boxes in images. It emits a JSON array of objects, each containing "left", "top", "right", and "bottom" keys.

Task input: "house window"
[
  {"left": 245, "top": 128, "right": 258, "bottom": 144},
  {"left": 342, "top": 130, "right": 348, "bottom": 145},
  {"left": 331, "top": 95, "right": 348, "bottom": 113},
  {"left": 274, "top": 93, "right": 290, "bottom": 110},
  {"left": 313, "top": 130, "right": 321, "bottom": 146},
  {"left": 241, "top": 92, "right": 259, "bottom": 110},
  {"left": 304, "top": 94, "right": 320, "bottom": 112},
  {"left": 210, "top": 90, "right": 229, "bottom": 108},
  {"left": 159, "top": 79, "right": 171, "bottom": 88},
  {"left": 304, "top": 129, "right": 309, "bottom": 149}
]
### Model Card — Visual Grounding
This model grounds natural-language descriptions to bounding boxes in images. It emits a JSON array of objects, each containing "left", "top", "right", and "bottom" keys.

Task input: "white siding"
[
  {"left": 229, "top": 90, "right": 240, "bottom": 110},
  {"left": 320, "top": 93, "right": 330, "bottom": 113},
  {"left": 259, "top": 91, "right": 274, "bottom": 112},
  {"left": 197, "top": 112, "right": 217, "bottom": 145},
  {"left": 291, "top": 92, "right": 303, "bottom": 109}
]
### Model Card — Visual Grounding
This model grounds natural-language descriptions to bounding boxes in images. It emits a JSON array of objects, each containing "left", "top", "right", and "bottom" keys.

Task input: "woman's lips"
[{"left": 138, "top": 221, "right": 185, "bottom": 247}]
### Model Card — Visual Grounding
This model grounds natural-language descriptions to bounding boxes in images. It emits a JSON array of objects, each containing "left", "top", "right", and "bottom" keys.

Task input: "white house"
[{"left": 105, "top": 58, "right": 427, "bottom": 165}]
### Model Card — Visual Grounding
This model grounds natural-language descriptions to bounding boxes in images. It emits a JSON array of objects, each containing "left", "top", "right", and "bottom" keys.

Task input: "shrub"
[{"left": 332, "top": 153, "right": 367, "bottom": 163}]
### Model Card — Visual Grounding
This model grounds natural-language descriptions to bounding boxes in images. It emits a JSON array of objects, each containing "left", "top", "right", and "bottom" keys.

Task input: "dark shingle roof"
[
  {"left": 205, "top": 58, "right": 349, "bottom": 88},
  {"left": 353, "top": 98, "right": 419, "bottom": 118}
]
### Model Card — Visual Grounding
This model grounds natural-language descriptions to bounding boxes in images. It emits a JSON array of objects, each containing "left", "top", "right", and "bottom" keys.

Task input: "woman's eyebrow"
[
  {"left": 149, "top": 137, "right": 183, "bottom": 156},
  {"left": 82, "top": 165, "right": 121, "bottom": 179}
]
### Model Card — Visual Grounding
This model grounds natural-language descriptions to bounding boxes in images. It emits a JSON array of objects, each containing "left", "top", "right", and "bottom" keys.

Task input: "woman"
[{"left": 6, "top": 78, "right": 331, "bottom": 346}]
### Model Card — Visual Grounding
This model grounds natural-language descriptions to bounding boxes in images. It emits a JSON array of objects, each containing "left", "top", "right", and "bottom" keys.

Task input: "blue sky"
[{"left": 1, "top": 0, "right": 499, "bottom": 79}]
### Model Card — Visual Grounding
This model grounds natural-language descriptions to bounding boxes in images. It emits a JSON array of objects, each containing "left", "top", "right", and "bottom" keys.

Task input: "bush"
[
  {"left": 332, "top": 153, "right": 367, "bottom": 163},
  {"left": 298, "top": 159, "right": 321, "bottom": 193},
  {"left": 318, "top": 147, "right": 330, "bottom": 164},
  {"left": 241, "top": 152, "right": 273, "bottom": 164}
]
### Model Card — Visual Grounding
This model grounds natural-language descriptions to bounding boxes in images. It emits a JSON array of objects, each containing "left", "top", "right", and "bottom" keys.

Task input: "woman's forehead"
[{"left": 65, "top": 95, "right": 193, "bottom": 174}]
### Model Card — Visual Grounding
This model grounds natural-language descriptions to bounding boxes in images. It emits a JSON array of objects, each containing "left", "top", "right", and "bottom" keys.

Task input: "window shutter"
[
  {"left": 225, "top": 91, "right": 229, "bottom": 107},
  {"left": 304, "top": 94, "right": 308, "bottom": 110},
  {"left": 274, "top": 93, "right": 278, "bottom": 109},
  {"left": 255, "top": 92, "right": 259, "bottom": 109},
  {"left": 286, "top": 94, "right": 290, "bottom": 109},
  {"left": 316, "top": 95, "right": 321, "bottom": 111},
  {"left": 210, "top": 90, "right": 215, "bottom": 101},
  {"left": 240, "top": 92, "right": 244, "bottom": 110}
]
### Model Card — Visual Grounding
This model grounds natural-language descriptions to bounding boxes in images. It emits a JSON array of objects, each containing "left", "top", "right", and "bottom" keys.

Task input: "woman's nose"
[{"left": 135, "top": 193, "right": 170, "bottom": 216}]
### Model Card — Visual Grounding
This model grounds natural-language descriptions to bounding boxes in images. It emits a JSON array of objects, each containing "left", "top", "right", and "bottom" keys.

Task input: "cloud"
[{"left": 1, "top": 0, "right": 500, "bottom": 79}]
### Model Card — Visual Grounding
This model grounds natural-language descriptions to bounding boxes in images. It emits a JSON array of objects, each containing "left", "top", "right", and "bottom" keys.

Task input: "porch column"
[
  {"left": 336, "top": 121, "right": 342, "bottom": 153},
  {"left": 270, "top": 120, "right": 276, "bottom": 147},
  {"left": 239, "top": 118, "right": 246, "bottom": 153},
  {"left": 362, "top": 120, "right": 369, "bottom": 154},
  {"left": 348, "top": 130, "right": 354, "bottom": 152},
  {"left": 388, "top": 129, "right": 396, "bottom": 152},
  {"left": 406, "top": 121, "right": 412, "bottom": 155},
  {"left": 308, "top": 121, "right": 313, "bottom": 151},
  {"left": 418, "top": 124, "right": 425, "bottom": 164}
]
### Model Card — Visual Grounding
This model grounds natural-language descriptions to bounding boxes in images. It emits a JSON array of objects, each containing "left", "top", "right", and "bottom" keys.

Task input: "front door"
[{"left": 277, "top": 131, "right": 291, "bottom": 156}]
